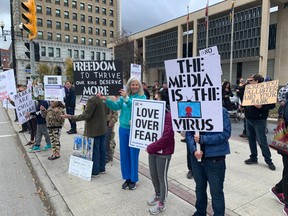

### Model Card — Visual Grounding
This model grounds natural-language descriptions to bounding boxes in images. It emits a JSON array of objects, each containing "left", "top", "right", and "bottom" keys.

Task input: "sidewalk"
[{"left": 7, "top": 104, "right": 285, "bottom": 216}]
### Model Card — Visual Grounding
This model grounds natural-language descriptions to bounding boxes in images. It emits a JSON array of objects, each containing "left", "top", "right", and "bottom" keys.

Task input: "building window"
[
  {"left": 88, "top": 4, "right": 92, "bottom": 12},
  {"left": 55, "top": 9, "right": 61, "bottom": 17},
  {"left": 81, "top": 37, "right": 86, "bottom": 45},
  {"left": 88, "top": 16, "right": 93, "bottom": 23},
  {"left": 38, "top": 31, "right": 43, "bottom": 39},
  {"left": 68, "top": 49, "right": 72, "bottom": 58},
  {"left": 48, "top": 47, "right": 54, "bottom": 57},
  {"left": 65, "top": 35, "right": 70, "bottom": 42},
  {"left": 109, "top": 9, "right": 113, "bottom": 16},
  {"left": 103, "top": 0, "right": 106, "bottom": 4},
  {"left": 109, "top": 30, "right": 113, "bottom": 37},
  {"left": 109, "top": 20, "right": 114, "bottom": 27},
  {"left": 95, "top": 28, "right": 100, "bottom": 35},
  {"left": 80, "top": 2, "right": 85, "bottom": 10},
  {"left": 73, "top": 36, "right": 78, "bottom": 43},
  {"left": 36, "top": 5, "right": 42, "bottom": 14},
  {"left": 64, "top": 11, "right": 69, "bottom": 19},
  {"left": 103, "top": 29, "right": 106, "bottom": 36},
  {"left": 56, "top": 21, "right": 61, "bottom": 29},
  {"left": 95, "top": 6, "right": 99, "bottom": 13},
  {"left": 81, "top": 14, "right": 85, "bottom": 22},
  {"left": 74, "top": 50, "right": 79, "bottom": 59},
  {"left": 73, "top": 24, "right": 77, "bottom": 32},
  {"left": 102, "top": 52, "right": 106, "bottom": 60},
  {"left": 102, "top": 18, "right": 106, "bottom": 26},
  {"left": 91, "top": 51, "right": 95, "bottom": 60},
  {"left": 56, "top": 48, "right": 61, "bottom": 58},
  {"left": 96, "top": 52, "right": 100, "bottom": 60},
  {"left": 109, "top": 0, "right": 113, "bottom": 6},
  {"left": 37, "top": 18, "right": 43, "bottom": 27},
  {"left": 72, "top": 1, "right": 77, "bottom": 8},
  {"left": 80, "top": 50, "right": 85, "bottom": 59},
  {"left": 55, "top": 0, "right": 60, "bottom": 4},
  {"left": 64, "top": 23, "right": 69, "bottom": 31},
  {"left": 89, "top": 38, "right": 93, "bottom": 45},
  {"left": 46, "top": 7, "right": 52, "bottom": 15},
  {"left": 47, "top": 20, "right": 52, "bottom": 28},
  {"left": 95, "top": 17, "right": 100, "bottom": 24},
  {"left": 73, "top": 13, "right": 77, "bottom": 20},
  {"left": 103, "top": 40, "right": 107, "bottom": 47},
  {"left": 96, "top": 39, "right": 100, "bottom": 46},
  {"left": 64, "top": 0, "right": 69, "bottom": 6},
  {"left": 47, "top": 32, "right": 53, "bottom": 40},
  {"left": 41, "top": 46, "right": 46, "bottom": 56},
  {"left": 102, "top": 8, "right": 106, "bottom": 15},
  {"left": 81, "top": 26, "right": 85, "bottom": 33},
  {"left": 56, "top": 33, "right": 61, "bottom": 41},
  {"left": 88, "top": 27, "right": 93, "bottom": 34}
]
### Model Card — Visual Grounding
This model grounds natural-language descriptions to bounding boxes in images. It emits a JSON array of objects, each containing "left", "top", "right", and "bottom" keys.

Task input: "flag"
[
  {"left": 205, "top": 0, "right": 209, "bottom": 29},
  {"left": 230, "top": 1, "right": 235, "bottom": 23}
]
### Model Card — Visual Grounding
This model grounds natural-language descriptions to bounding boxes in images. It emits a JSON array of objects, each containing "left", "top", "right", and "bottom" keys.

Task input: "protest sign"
[
  {"left": 242, "top": 80, "right": 279, "bottom": 106},
  {"left": 165, "top": 55, "right": 223, "bottom": 132},
  {"left": 44, "top": 76, "right": 64, "bottom": 101},
  {"left": 79, "top": 95, "right": 90, "bottom": 105},
  {"left": 199, "top": 46, "right": 219, "bottom": 56},
  {"left": 73, "top": 135, "right": 93, "bottom": 160},
  {"left": 129, "top": 99, "right": 166, "bottom": 150},
  {"left": 14, "top": 88, "right": 36, "bottom": 124},
  {"left": 0, "top": 69, "right": 17, "bottom": 108},
  {"left": 68, "top": 155, "right": 93, "bottom": 181},
  {"left": 73, "top": 60, "right": 123, "bottom": 96},
  {"left": 130, "top": 63, "right": 141, "bottom": 81}
]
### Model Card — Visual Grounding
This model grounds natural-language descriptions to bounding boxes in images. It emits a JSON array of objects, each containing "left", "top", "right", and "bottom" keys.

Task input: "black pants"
[
  {"left": 66, "top": 107, "right": 76, "bottom": 131},
  {"left": 275, "top": 154, "right": 288, "bottom": 204},
  {"left": 186, "top": 143, "right": 192, "bottom": 171}
]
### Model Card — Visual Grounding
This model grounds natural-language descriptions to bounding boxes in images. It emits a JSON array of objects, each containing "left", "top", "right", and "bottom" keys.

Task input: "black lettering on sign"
[
  {"left": 173, "top": 118, "right": 214, "bottom": 131},
  {"left": 134, "top": 130, "right": 158, "bottom": 142}
]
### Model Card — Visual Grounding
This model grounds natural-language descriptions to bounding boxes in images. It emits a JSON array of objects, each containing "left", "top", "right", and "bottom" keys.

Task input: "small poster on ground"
[
  {"left": 73, "top": 135, "right": 93, "bottom": 160},
  {"left": 44, "top": 76, "right": 64, "bottom": 101},
  {"left": 129, "top": 99, "right": 166, "bottom": 150},
  {"left": 68, "top": 155, "right": 93, "bottom": 181}
]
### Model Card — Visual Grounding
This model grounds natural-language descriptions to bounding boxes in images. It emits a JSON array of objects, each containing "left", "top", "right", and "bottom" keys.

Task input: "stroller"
[{"left": 223, "top": 95, "right": 241, "bottom": 122}]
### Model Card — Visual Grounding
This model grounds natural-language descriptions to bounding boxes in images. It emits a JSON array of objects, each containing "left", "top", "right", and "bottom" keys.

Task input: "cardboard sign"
[
  {"left": 44, "top": 76, "right": 64, "bottom": 101},
  {"left": 73, "top": 60, "right": 123, "bottom": 96},
  {"left": 0, "top": 69, "right": 17, "bottom": 109},
  {"left": 242, "top": 80, "right": 279, "bottom": 106},
  {"left": 14, "top": 88, "right": 36, "bottom": 124},
  {"left": 129, "top": 99, "right": 166, "bottom": 150},
  {"left": 130, "top": 63, "right": 141, "bottom": 81},
  {"left": 68, "top": 155, "right": 93, "bottom": 181},
  {"left": 165, "top": 55, "right": 223, "bottom": 132}
]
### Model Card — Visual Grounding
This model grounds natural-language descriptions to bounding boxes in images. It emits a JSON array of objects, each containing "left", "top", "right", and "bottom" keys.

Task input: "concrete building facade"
[{"left": 119, "top": 0, "right": 288, "bottom": 87}]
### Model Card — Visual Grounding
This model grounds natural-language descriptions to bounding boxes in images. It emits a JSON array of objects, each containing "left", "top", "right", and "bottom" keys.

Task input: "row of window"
[
  {"left": 37, "top": 32, "right": 108, "bottom": 47},
  {"left": 40, "top": 46, "right": 107, "bottom": 60},
  {"left": 37, "top": 6, "right": 114, "bottom": 19},
  {"left": 45, "top": 0, "right": 114, "bottom": 7}
]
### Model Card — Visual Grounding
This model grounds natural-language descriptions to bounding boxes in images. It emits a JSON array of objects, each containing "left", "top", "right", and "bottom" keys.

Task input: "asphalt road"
[{"left": 0, "top": 105, "right": 49, "bottom": 216}]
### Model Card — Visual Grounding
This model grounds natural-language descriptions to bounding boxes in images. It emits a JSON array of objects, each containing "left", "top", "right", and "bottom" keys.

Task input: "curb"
[{"left": 5, "top": 109, "right": 73, "bottom": 216}]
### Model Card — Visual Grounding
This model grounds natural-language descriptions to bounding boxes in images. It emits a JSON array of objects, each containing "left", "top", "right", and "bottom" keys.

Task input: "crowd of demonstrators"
[
  {"left": 62, "top": 95, "right": 108, "bottom": 177},
  {"left": 142, "top": 82, "right": 151, "bottom": 99},
  {"left": 27, "top": 100, "right": 51, "bottom": 152},
  {"left": 244, "top": 74, "right": 276, "bottom": 170},
  {"left": 97, "top": 77, "right": 146, "bottom": 190},
  {"left": 105, "top": 105, "right": 119, "bottom": 164},
  {"left": 186, "top": 107, "right": 231, "bottom": 216},
  {"left": 270, "top": 92, "right": 288, "bottom": 215},
  {"left": 146, "top": 91, "right": 174, "bottom": 215},
  {"left": 40, "top": 101, "right": 65, "bottom": 160},
  {"left": 64, "top": 80, "right": 77, "bottom": 134}
]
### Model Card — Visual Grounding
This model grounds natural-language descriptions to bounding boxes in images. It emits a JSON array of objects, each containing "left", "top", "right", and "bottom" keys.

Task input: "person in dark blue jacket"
[
  {"left": 186, "top": 107, "right": 231, "bottom": 216},
  {"left": 64, "top": 80, "right": 77, "bottom": 134}
]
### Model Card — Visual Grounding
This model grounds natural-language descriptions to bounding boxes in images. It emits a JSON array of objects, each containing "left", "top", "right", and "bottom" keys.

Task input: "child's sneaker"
[
  {"left": 149, "top": 201, "right": 166, "bottom": 215},
  {"left": 147, "top": 194, "right": 160, "bottom": 206},
  {"left": 42, "top": 143, "right": 52, "bottom": 151},
  {"left": 29, "top": 145, "right": 41, "bottom": 153}
]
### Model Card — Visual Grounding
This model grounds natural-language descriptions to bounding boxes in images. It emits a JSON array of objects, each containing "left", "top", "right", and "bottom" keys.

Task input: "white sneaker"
[
  {"left": 149, "top": 201, "right": 166, "bottom": 215},
  {"left": 147, "top": 194, "right": 160, "bottom": 206}
]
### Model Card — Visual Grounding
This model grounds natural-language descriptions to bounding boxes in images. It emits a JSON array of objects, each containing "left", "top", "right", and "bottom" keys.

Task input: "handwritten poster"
[{"left": 68, "top": 155, "right": 93, "bottom": 181}]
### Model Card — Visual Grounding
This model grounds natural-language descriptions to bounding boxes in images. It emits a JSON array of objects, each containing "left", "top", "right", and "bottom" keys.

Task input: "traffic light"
[
  {"left": 24, "top": 41, "right": 40, "bottom": 62},
  {"left": 21, "top": 0, "right": 37, "bottom": 40}
]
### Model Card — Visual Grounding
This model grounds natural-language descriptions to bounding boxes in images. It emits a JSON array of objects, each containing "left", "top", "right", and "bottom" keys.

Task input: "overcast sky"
[{"left": 0, "top": 0, "right": 223, "bottom": 50}]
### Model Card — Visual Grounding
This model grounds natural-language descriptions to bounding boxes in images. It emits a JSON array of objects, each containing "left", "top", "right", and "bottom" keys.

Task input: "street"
[{"left": 0, "top": 105, "right": 49, "bottom": 216}]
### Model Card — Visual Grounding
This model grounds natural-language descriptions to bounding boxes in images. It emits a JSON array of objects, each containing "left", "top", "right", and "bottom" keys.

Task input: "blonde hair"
[{"left": 126, "top": 77, "right": 144, "bottom": 96}]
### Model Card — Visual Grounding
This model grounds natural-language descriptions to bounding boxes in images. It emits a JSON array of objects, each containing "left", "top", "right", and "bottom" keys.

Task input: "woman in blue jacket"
[
  {"left": 97, "top": 77, "right": 146, "bottom": 190},
  {"left": 186, "top": 108, "right": 231, "bottom": 216}
]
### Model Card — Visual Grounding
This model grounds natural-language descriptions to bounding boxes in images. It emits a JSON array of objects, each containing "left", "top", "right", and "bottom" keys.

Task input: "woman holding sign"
[{"left": 97, "top": 77, "right": 146, "bottom": 190}]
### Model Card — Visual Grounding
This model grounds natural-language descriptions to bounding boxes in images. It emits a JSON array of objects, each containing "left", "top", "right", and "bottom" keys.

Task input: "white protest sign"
[
  {"left": 165, "top": 55, "right": 223, "bottom": 132},
  {"left": 130, "top": 63, "right": 141, "bottom": 81},
  {"left": 0, "top": 70, "right": 17, "bottom": 108},
  {"left": 14, "top": 88, "right": 36, "bottom": 124},
  {"left": 44, "top": 76, "right": 64, "bottom": 101},
  {"left": 199, "top": 46, "right": 219, "bottom": 56},
  {"left": 129, "top": 99, "right": 166, "bottom": 150},
  {"left": 68, "top": 155, "right": 93, "bottom": 181}
]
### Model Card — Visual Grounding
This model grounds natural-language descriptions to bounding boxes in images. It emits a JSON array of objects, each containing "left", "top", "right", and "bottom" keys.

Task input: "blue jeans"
[
  {"left": 92, "top": 135, "right": 106, "bottom": 175},
  {"left": 246, "top": 119, "right": 272, "bottom": 164},
  {"left": 191, "top": 156, "right": 226, "bottom": 216}
]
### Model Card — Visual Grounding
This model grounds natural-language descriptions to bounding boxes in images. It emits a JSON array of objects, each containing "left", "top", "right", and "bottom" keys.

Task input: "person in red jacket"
[{"left": 146, "top": 91, "right": 175, "bottom": 215}]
